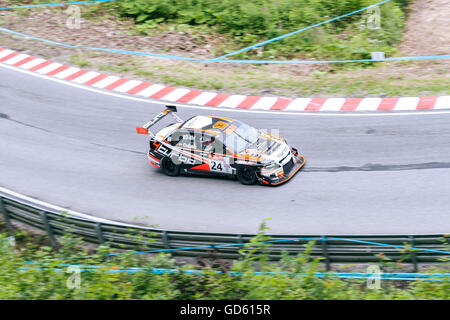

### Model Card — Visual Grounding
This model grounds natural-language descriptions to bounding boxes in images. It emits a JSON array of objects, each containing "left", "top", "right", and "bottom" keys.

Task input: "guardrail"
[{"left": 0, "top": 193, "right": 448, "bottom": 271}]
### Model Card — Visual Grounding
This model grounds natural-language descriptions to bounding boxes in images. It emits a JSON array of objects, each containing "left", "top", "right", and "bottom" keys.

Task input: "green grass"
[{"left": 0, "top": 221, "right": 449, "bottom": 300}]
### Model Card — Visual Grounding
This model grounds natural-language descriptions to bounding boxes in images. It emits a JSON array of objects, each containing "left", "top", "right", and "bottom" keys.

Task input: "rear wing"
[{"left": 136, "top": 105, "right": 183, "bottom": 136}]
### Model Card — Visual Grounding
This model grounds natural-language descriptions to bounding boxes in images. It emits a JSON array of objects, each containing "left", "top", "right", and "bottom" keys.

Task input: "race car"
[{"left": 136, "top": 106, "right": 305, "bottom": 186}]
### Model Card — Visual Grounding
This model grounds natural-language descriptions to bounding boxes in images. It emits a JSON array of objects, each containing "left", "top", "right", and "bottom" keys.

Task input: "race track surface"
[{"left": 1, "top": 66, "right": 449, "bottom": 235}]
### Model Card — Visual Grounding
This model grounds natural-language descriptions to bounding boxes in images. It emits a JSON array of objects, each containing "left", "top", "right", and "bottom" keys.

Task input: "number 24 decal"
[{"left": 211, "top": 161, "right": 223, "bottom": 171}]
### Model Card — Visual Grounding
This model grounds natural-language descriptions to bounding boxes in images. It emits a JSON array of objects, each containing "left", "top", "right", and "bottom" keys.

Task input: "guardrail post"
[
  {"left": 162, "top": 231, "right": 170, "bottom": 249},
  {"left": 409, "top": 236, "right": 418, "bottom": 272},
  {"left": 95, "top": 223, "right": 104, "bottom": 244},
  {"left": 0, "top": 197, "right": 13, "bottom": 232},
  {"left": 40, "top": 211, "right": 57, "bottom": 248},
  {"left": 321, "top": 236, "right": 331, "bottom": 271},
  {"left": 237, "top": 234, "right": 244, "bottom": 251}
]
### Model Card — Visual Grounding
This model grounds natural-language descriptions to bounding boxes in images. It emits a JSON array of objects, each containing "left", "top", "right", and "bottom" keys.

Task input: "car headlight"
[
  {"left": 261, "top": 162, "right": 284, "bottom": 178},
  {"left": 263, "top": 162, "right": 279, "bottom": 170}
]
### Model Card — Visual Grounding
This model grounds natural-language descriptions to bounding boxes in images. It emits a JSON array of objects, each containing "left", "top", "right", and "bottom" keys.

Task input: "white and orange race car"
[{"left": 136, "top": 106, "right": 305, "bottom": 186}]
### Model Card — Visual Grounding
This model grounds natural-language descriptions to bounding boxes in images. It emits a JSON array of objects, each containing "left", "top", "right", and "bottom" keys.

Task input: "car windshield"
[{"left": 220, "top": 121, "right": 259, "bottom": 153}]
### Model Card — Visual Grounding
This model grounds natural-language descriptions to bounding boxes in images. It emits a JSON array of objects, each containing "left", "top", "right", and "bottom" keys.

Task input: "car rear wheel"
[
  {"left": 236, "top": 166, "right": 257, "bottom": 185},
  {"left": 161, "top": 157, "right": 180, "bottom": 176}
]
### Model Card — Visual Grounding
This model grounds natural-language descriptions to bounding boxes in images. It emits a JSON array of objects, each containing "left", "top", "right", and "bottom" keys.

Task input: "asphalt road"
[{"left": 1, "top": 66, "right": 449, "bottom": 235}]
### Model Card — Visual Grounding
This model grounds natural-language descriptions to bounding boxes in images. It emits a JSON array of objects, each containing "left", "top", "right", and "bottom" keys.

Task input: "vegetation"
[
  {"left": 0, "top": 221, "right": 449, "bottom": 300},
  {"left": 114, "top": 0, "right": 412, "bottom": 60}
]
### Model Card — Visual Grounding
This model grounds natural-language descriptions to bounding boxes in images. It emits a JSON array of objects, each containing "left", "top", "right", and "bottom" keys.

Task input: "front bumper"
[{"left": 259, "top": 155, "right": 306, "bottom": 186}]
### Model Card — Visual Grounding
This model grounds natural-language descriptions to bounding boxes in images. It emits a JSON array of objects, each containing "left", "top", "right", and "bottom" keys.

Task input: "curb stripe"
[
  {"left": 20, "top": 58, "right": 46, "bottom": 70},
  {"left": 0, "top": 51, "right": 19, "bottom": 62},
  {"left": 377, "top": 97, "right": 398, "bottom": 111},
  {"left": 46, "top": 65, "right": 70, "bottom": 76},
  {"left": 286, "top": 98, "right": 311, "bottom": 111},
  {"left": 417, "top": 96, "right": 437, "bottom": 110},
  {"left": 188, "top": 92, "right": 217, "bottom": 106},
  {"left": 162, "top": 88, "right": 191, "bottom": 102},
  {"left": 219, "top": 95, "right": 247, "bottom": 108},
  {"left": 341, "top": 98, "right": 362, "bottom": 111},
  {"left": 251, "top": 97, "right": 278, "bottom": 110},
  {"left": 396, "top": 97, "right": 419, "bottom": 110},
  {"left": 84, "top": 73, "right": 108, "bottom": 86},
  {"left": 270, "top": 98, "right": 294, "bottom": 110},
  {"left": 435, "top": 96, "right": 450, "bottom": 109},
  {"left": 64, "top": 69, "right": 88, "bottom": 81},
  {"left": 236, "top": 96, "right": 261, "bottom": 109},
  {"left": 205, "top": 93, "right": 230, "bottom": 107},
  {"left": 53, "top": 66, "right": 80, "bottom": 79},
  {"left": 320, "top": 98, "right": 346, "bottom": 111},
  {"left": 150, "top": 86, "right": 176, "bottom": 99},
  {"left": 28, "top": 60, "right": 53, "bottom": 72},
  {"left": 305, "top": 97, "right": 327, "bottom": 111},
  {"left": 92, "top": 75, "right": 120, "bottom": 88},
  {"left": 177, "top": 90, "right": 202, "bottom": 103},
  {"left": 104, "top": 78, "right": 130, "bottom": 90},
  {"left": 113, "top": 79, "right": 142, "bottom": 92},
  {"left": 0, "top": 47, "right": 448, "bottom": 113},
  {"left": 3, "top": 53, "right": 30, "bottom": 65},
  {"left": 126, "top": 81, "right": 152, "bottom": 95},
  {"left": 357, "top": 98, "right": 382, "bottom": 111},
  {"left": 13, "top": 55, "right": 35, "bottom": 67}
]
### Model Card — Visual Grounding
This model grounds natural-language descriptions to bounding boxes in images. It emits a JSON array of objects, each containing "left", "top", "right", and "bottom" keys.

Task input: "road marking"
[{"left": 2, "top": 61, "right": 450, "bottom": 117}]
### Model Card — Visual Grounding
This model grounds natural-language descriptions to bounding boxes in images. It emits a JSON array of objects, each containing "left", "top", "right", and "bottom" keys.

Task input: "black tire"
[
  {"left": 161, "top": 157, "right": 180, "bottom": 177},
  {"left": 236, "top": 166, "right": 257, "bottom": 185}
]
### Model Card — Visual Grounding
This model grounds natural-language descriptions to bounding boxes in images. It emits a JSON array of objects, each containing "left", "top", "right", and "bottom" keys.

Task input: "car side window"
[
  {"left": 199, "top": 133, "right": 216, "bottom": 153},
  {"left": 171, "top": 130, "right": 194, "bottom": 149}
]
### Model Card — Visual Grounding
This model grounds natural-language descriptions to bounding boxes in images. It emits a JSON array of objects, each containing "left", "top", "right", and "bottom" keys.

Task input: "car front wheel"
[{"left": 236, "top": 166, "right": 257, "bottom": 185}]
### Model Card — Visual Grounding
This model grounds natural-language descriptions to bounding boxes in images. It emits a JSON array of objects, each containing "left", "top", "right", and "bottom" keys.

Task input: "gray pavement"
[{"left": 0, "top": 66, "right": 449, "bottom": 235}]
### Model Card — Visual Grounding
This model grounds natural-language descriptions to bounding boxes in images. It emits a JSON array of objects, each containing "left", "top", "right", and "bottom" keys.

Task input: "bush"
[
  {"left": 0, "top": 224, "right": 449, "bottom": 300},
  {"left": 113, "top": 0, "right": 411, "bottom": 60}
]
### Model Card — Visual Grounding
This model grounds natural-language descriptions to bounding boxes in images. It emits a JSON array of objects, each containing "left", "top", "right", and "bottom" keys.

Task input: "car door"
[{"left": 200, "top": 133, "right": 233, "bottom": 175}]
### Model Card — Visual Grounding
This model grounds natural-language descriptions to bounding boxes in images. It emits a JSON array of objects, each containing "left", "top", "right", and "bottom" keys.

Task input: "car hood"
[{"left": 239, "top": 133, "right": 291, "bottom": 164}]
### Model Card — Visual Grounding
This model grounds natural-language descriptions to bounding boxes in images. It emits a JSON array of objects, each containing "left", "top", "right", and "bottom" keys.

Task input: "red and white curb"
[{"left": 1, "top": 47, "right": 449, "bottom": 112}]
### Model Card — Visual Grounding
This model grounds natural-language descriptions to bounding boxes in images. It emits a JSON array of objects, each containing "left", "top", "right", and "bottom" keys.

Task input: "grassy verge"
[
  {"left": 1, "top": 221, "right": 449, "bottom": 300},
  {"left": 0, "top": 1, "right": 448, "bottom": 97}
]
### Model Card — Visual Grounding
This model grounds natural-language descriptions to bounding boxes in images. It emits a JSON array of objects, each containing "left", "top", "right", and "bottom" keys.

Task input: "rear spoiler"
[{"left": 136, "top": 105, "right": 183, "bottom": 136}]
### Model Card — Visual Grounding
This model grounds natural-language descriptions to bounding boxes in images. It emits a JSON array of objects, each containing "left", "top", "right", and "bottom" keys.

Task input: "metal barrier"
[{"left": 0, "top": 193, "right": 448, "bottom": 271}]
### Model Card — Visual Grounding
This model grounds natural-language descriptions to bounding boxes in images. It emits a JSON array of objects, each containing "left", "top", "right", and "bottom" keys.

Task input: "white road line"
[
  {"left": 161, "top": 88, "right": 191, "bottom": 101},
  {"left": 72, "top": 71, "right": 100, "bottom": 84},
  {"left": 3, "top": 53, "right": 30, "bottom": 65},
  {"left": 0, "top": 187, "right": 143, "bottom": 228},
  {"left": 285, "top": 98, "right": 311, "bottom": 111},
  {"left": 134, "top": 84, "right": 166, "bottom": 97},
  {"left": 435, "top": 96, "right": 450, "bottom": 109},
  {"left": 250, "top": 97, "right": 278, "bottom": 110},
  {"left": 113, "top": 79, "right": 142, "bottom": 93},
  {"left": 1, "top": 61, "right": 449, "bottom": 117},
  {"left": 35, "top": 62, "right": 62, "bottom": 74},
  {"left": 356, "top": 98, "right": 382, "bottom": 111},
  {"left": 19, "top": 57, "right": 45, "bottom": 70},
  {"left": 53, "top": 66, "right": 81, "bottom": 79},
  {"left": 218, "top": 95, "right": 247, "bottom": 108},
  {"left": 320, "top": 98, "right": 346, "bottom": 111},
  {"left": 188, "top": 92, "right": 218, "bottom": 105},
  {"left": 91, "top": 75, "right": 121, "bottom": 88},
  {"left": 395, "top": 97, "right": 420, "bottom": 110}
]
